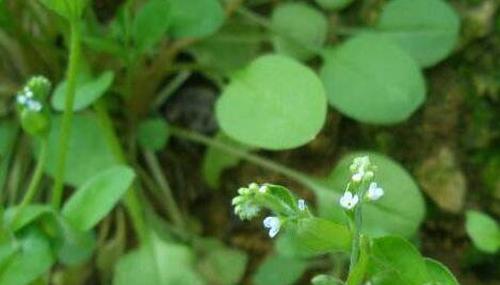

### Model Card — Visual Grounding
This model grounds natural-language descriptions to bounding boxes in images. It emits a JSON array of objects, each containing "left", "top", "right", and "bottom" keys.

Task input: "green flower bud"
[
  {"left": 26, "top": 76, "right": 51, "bottom": 100},
  {"left": 20, "top": 109, "right": 50, "bottom": 137}
]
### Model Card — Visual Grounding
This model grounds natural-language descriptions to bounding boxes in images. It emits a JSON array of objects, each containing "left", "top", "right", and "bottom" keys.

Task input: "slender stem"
[
  {"left": 169, "top": 127, "right": 323, "bottom": 193},
  {"left": 143, "top": 150, "right": 185, "bottom": 228},
  {"left": 152, "top": 71, "right": 191, "bottom": 109},
  {"left": 12, "top": 139, "right": 48, "bottom": 225},
  {"left": 51, "top": 21, "right": 81, "bottom": 209},
  {"left": 94, "top": 101, "right": 148, "bottom": 243}
]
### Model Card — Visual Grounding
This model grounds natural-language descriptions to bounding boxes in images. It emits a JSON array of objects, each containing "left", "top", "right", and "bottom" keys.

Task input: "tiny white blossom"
[
  {"left": 298, "top": 199, "right": 306, "bottom": 211},
  {"left": 263, "top": 216, "right": 281, "bottom": 238},
  {"left": 23, "top": 87, "right": 34, "bottom": 98},
  {"left": 259, "top": 185, "right": 268, "bottom": 193},
  {"left": 16, "top": 94, "right": 28, "bottom": 105},
  {"left": 339, "top": 191, "right": 359, "bottom": 210},
  {"left": 352, "top": 172, "right": 363, "bottom": 182},
  {"left": 26, "top": 99, "right": 42, "bottom": 112},
  {"left": 366, "top": 182, "right": 384, "bottom": 201}
]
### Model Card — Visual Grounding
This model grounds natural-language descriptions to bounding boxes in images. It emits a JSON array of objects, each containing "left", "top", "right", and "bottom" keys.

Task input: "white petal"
[
  {"left": 352, "top": 172, "right": 363, "bottom": 182},
  {"left": 298, "top": 199, "right": 306, "bottom": 211},
  {"left": 263, "top": 216, "right": 279, "bottom": 228},
  {"left": 351, "top": 194, "right": 359, "bottom": 206},
  {"left": 268, "top": 225, "right": 280, "bottom": 238},
  {"left": 259, "top": 185, "right": 268, "bottom": 193}
]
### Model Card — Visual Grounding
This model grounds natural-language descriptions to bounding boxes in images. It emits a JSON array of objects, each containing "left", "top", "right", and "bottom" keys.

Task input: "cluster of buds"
[
  {"left": 339, "top": 156, "right": 384, "bottom": 211},
  {"left": 15, "top": 76, "right": 52, "bottom": 136},
  {"left": 232, "top": 183, "right": 310, "bottom": 238}
]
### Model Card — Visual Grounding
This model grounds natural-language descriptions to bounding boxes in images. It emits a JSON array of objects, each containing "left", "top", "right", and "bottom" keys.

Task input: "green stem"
[
  {"left": 94, "top": 101, "right": 148, "bottom": 243},
  {"left": 12, "top": 139, "right": 48, "bottom": 225},
  {"left": 346, "top": 235, "right": 369, "bottom": 285},
  {"left": 143, "top": 150, "right": 185, "bottom": 228},
  {"left": 51, "top": 21, "right": 81, "bottom": 209},
  {"left": 169, "top": 127, "right": 322, "bottom": 193}
]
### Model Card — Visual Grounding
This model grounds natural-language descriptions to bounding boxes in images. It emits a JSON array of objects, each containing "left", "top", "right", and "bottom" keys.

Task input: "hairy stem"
[{"left": 51, "top": 21, "right": 81, "bottom": 208}]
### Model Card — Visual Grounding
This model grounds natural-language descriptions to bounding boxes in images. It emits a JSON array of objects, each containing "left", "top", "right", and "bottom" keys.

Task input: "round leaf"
[
  {"left": 425, "top": 258, "right": 459, "bottom": 285},
  {"left": 271, "top": 3, "right": 328, "bottom": 61},
  {"left": 62, "top": 165, "right": 135, "bottom": 231},
  {"left": 377, "top": 0, "right": 460, "bottom": 67},
  {"left": 216, "top": 55, "right": 327, "bottom": 150},
  {"left": 465, "top": 210, "right": 500, "bottom": 253},
  {"left": 320, "top": 33, "right": 426, "bottom": 124},
  {"left": 43, "top": 113, "right": 118, "bottom": 187},
  {"left": 52, "top": 71, "right": 114, "bottom": 111},
  {"left": 317, "top": 152, "right": 425, "bottom": 237},
  {"left": 168, "top": 0, "right": 224, "bottom": 38},
  {"left": 137, "top": 118, "right": 169, "bottom": 151},
  {"left": 132, "top": 0, "right": 171, "bottom": 53}
]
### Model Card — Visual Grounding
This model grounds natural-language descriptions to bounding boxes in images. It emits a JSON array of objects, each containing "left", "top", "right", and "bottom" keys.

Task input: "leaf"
[
  {"left": 168, "top": 0, "right": 224, "bottom": 38},
  {"left": 216, "top": 55, "right": 327, "bottom": 150},
  {"left": 320, "top": 33, "right": 426, "bottom": 124},
  {"left": 51, "top": 71, "right": 114, "bottom": 111},
  {"left": 62, "top": 165, "right": 135, "bottom": 231},
  {"left": 377, "top": 0, "right": 460, "bottom": 67},
  {"left": 0, "top": 229, "right": 54, "bottom": 285},
  {"left": 271, "top": 3, "right": 328, "bottom": 61},
  {"left": 253, "top": 254, "right": 308, "bottom": 285},
  {"left": 202, "top": 132, "right": 253, "bottom": 188},
  {"left": 465, "top": 210, "right": 500, "bottom": 253},
  {"left": 137, "top": 118, "right": 169, "bottom": 151},
  {"left": 188, "top": 18, "right": 263, "bottom": 76},
  {"left": 55, "top": 219, "right": 96, "bottom": 266},
  {"left": 113, "top": 233, "right": 204, "bottom": 285},
  {"left": 39, "top": 0, "right": 88, "bottom": 20},
  {"left": 278, "top": 218, "right": 351, "bottom": 257},
  {"left": 132, "top": 0, "right": 171, "bottom": 53},
  {"left": 314, "top": 0, "right": 353, "bottom": 10},
  {"left": 43, "top": 113, "right": 118, "bottom": 187},
  {"left": 316, "top": 152, "right": 425, "bottom": 237},
  {"left": 311, "top": 275, "right": 344, "bottom": 285},
  {"left": 197, "top": 238, "right": 248, "bottom": 285},
  {"left": 425, "top": 258, "right": 459, "bottom": 285},
  {"left": 0, "top": 120, "right": 17, "bottom": 192},
  {"left": 371, "top": 236, "right": 430, "bottom": 285},
  {"left": 3, "top": 204, "right": 54, "bottom": 232}
]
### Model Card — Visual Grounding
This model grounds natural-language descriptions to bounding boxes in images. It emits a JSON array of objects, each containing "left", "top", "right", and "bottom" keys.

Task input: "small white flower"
[
  {"left": 366, "top": 182, "right": 384, "bottom": 201},
  {"left": 263, "top": 216, "right": 281, "bottom": 238},
  {"left": 23, "top": 87, "right": 34, "bottom": 98},
  {"left": 352, "top": 172, "right": 363, "bottom": 182},
  {"left": 339, "top": 191, "right": 359, "bottom": 210},
  {"left": 259, "top": 185, "right": 268, "bottom": 193},
  {"left": 16, "top": 94, "right": 28, "bottom": 105},
  {"left": 26, "top": 99, "right": 42, "bottom": 112},
  {"left": 298, "top": 199, "right": 306, "bottom": 211}
]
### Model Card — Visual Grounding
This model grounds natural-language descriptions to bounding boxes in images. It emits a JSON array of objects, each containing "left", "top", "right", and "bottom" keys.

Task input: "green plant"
[{"left": 0, "top": 0, "right": 468, "bottom": 284}]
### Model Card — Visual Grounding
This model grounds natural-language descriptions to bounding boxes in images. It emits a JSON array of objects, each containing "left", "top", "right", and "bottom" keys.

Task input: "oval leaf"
[
  {"left": 52, "top": 71, "right": 114, "bottom": 111},
  {"left": 132, "top": 0, "right": 171, "bottom": 53},
  {"left": 168, "top": 0, "right": 224, "bottom": 38},
  {"left": 316, "top": 152, "right": 425, "bottom": 237},
  {"left": 216, "top": 55, "right": 327, "bottom": 150},
  {"left": 253, "top": 254, "right": 307, "bottom": 285},
  {"left": 425, "top": 258, "right": 459, "bottom": 285},
  {"left": 377, "top": 0, "right": 460, "bottom": 67},
  {"left": 320, "top": 33, "right": 426, "bottom": 124},
  {"left": 62, "top": 165, "right": 135, "bottom": 231},
  {"left": 271, "top": 3, "right": 328, "bottom": 61},
  {"left": 465, "top": 210, "right": 500, "bottom": 253}
]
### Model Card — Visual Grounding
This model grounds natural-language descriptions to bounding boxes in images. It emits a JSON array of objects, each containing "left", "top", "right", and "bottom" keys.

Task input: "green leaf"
[
  {"left": 317, "top": 152, "right": 425, "bottom": 237},
  {"left": 425, "top": 258, "right": 459, "bottom": 285},
  {"left": 55, "top": 219, "right": 96, "bottom": 266},
  {"left": 197, "top": 238, "right": 248, "bottom": 285},
  {"left": 168, "top": 0, "right": 224, "bottom": 38},
  {"left": 137, "top": 118, "right": 169, "bottom": 151},
  {"left": 3, "top": 204, "right": 54, "bottom": 232},
  {"left": 113, "top": 233, "right": 204, "bottom": 285},
  {"left": 216, "top": 55, "right": 327, "bottom": 150},
  {"left": 202, "top": 132, "right": 253, "bottom": 188},
  {"left": 320, "top": 33, "right": 426, "bottom": 124},
  {"left": 311, "top": 275, "right": 344, "bottom": 285},
  {"left": 314, "top": 0, "right": 353, "bottom": 10},
  {"left": 51, "top": 71, "right": 114, "bottom": 111},
  {"left": 253, "top": 254, "right": 308, "bottom": 285},
  {"left": 62, "top": 165, "right": 135, "bottom": 231},
  {"left": 371, "top": 236, "right": 429, "bottom": 285},
  {"left": 377, "top": 0, "right": 460, "bottom": 67},
  {"left": 39, "top": 0, "right": 88, "bottom": 20},
  {"left": 465, "top": 210, "right": 500, "bottom": 253},
  {"left": 188, "top": 18, "right": 263, "bottom": 76},
  {"left": 271, "top": 3, "right": 328, "bottom": 61},
  {"left": 290, "top": 217, "right": 351, "bottom": 254},
  {"left": 0, "top": 120, "right": 17, "bottom": 192},
  {"left": 132, "top": 0, "right": 171, "bottom": 53},
  {"left": 0, "top": 229, "right": 54, "bottom": 285},
  {"left": 43, "top": 113, "right": 118, "bottom": 187}
]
